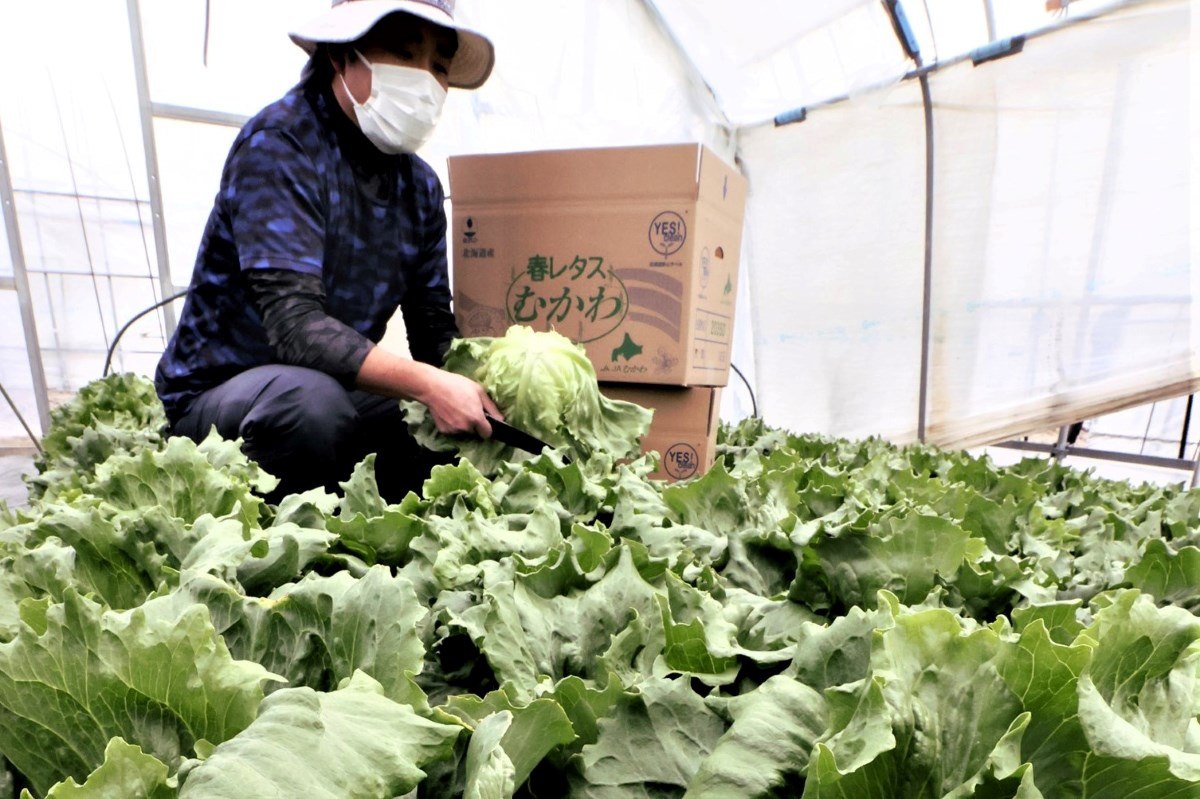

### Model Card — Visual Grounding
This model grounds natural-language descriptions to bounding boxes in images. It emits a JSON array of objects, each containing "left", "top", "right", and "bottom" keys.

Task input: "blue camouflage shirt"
[{"left": 155, "top": 72, "right": 456, "bottom": 422}]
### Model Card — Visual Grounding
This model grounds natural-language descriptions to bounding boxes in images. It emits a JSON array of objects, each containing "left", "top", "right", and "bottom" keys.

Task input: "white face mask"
[{"left": 341, "top": 50, "right": 448, "bottom": 155}]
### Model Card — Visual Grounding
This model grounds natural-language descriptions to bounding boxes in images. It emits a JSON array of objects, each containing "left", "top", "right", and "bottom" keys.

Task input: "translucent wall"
[
  {"left": 1086, "top": 395, "right": 1199, "bottom": 461},
  {"left": 0, "top": 204, "right": 42, "bottom": 446},
  {"left": 155, "top": 120, "right": 239, "bottom": 290},
  {"left": 138, "top": 0, "right": 323, "bottom": 289},
  {"left": 924, "top": 1, "right": 1196, "bottom": 447},
  {"left": 138, "top": 0, "right": 324, "bottom": 117},
  {"left": 650, "top": 0, "right": 909, "bottom": 126},
  {"left": 905, "top": 0, "right": 1128, "bottom": 65},
  {"left": 426, "top": 0, "right": 730, "bottom": 166},
  {"left": 0, "top": 0, "right": 167, "bottom": 395},
  {"left": 738, "top": 83, "right": 928, "bottom": 441},
  {"left": 0, "top": 187, "right": 10, "bottom": 278},
  {"left": 740, "top": 1, "right": 1197, "bottom": 447}
]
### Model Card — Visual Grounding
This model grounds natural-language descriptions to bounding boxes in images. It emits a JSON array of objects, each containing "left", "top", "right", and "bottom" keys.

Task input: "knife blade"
[{"left": 484, "top": 413, "right": 555, "bottom": 457}]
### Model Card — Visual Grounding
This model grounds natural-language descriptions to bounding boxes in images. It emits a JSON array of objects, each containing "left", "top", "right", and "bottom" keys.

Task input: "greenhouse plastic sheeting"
[
  {"left": 0, "top": 291, "right": 41, "bottom": 445},
  {"left": 745, "top": 1, "right": 1198, "bottom": 448},
  {"left": 649, "top": 0, "right": 909, "bottom": 126},
  {"left": 155, "top": 119, "right": 240, "bottom": 289},
  {"left": 0, "top": 4, "right": 146, "bottom": 203},
  {"left": 739, "top": 83, "right": 928, "bottom": 442},
  {"left": 424, "top": 0, "right": 728, "bottom": 166},
  {"left": 137, "top": 0, "right": 326, "bottom": 117},
  {"left": 0, "top": 139, "right": 37, "bottom": 445},
  {"left": 0, "top": 0, "right": 169, "bottom": 394},
  {"left": 4, "top": 190, "right": 166, "bottom": 387},
  {"left": 924, "top": 2, "right": 1196, "bottom": 447},
  {"left": 1, "top": 170, "right": 28, "bottom": 446},
  {"left": 0, "top": 191, "right": 11, "bottom": 279}
]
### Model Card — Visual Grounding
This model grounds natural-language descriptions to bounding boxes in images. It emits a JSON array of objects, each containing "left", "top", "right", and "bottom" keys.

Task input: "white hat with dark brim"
[{"left": 290, "top": 0, "right": 495, "bottom": 90}]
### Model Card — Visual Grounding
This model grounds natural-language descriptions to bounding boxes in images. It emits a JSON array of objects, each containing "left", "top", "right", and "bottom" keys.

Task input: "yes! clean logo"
[
  {"left": 648, "top": 212, "right": 686, "bottom": 256},
  {"left": 463, "top": 217, "right": 477, "bottom": 243}
]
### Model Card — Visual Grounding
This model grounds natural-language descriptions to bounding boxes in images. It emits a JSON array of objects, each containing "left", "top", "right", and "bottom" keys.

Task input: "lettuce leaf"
[
  {"left": 177, "top": 672, "right": 461, "bottom": 798},
  {"left": 0, "top": 590, "right": 275, "bottom": 796}
]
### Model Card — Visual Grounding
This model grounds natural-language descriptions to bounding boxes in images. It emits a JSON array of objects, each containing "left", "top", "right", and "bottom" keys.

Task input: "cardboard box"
[
  {"left": 600, "top": 384, "right": 721, "bottom": 482},
  {"left": 449, "top": 144, "right": 747, "bottom": 387}
]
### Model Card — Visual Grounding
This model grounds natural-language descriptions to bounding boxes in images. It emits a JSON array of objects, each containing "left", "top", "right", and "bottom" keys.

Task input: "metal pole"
[
  {"left": 1179, "top": 394, "right": 1194, "bottom": 460},
  {"left": 755, "top": 0, "right": 1139, "bottom": 134},
  {"left": 882, "top": 0, "right": 935, "bottom": 445},
  {"left": 151, "top": 103, "right": 249, "bottom": 129},
  {"left": 126, "top": 0, "right": 177, "bottom": 332},
  {"left": 1053, "top": 425, "right": 1070, "bottom": 461},
  {"left": 995, "top": 439, "right": 1199, "bottom": 472},
  {"left": 982, "top": 0, "right": 998, "bottom": 41},
  {"left": 1191, "top": 452, "right": 1200, "bottom": 490},
  {"left": 0, "top": 118, "right": 52, "bottom": 436},
  {"left": 916, "top": 72, "right": 935, "bottom": 443}
]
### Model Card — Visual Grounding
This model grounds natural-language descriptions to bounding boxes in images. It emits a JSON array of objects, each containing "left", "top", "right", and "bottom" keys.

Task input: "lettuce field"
[{"left": 1, "top": 364, "right": 1198, "bottom": 798}]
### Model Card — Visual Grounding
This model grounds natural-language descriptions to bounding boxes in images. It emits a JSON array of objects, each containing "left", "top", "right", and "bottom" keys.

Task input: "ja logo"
[{"left": 648, "top": 212, "right": 687, "bottom": 256}]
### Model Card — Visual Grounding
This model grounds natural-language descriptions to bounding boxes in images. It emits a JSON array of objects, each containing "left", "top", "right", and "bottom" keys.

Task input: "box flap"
[{"left": 450, "top": 144, "right": 710, "bottom": 205}]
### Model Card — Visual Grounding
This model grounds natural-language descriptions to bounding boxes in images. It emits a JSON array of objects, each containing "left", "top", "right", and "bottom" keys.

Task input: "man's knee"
[{"left": 240, "top": 368, "right": 357, "bottom": 449}]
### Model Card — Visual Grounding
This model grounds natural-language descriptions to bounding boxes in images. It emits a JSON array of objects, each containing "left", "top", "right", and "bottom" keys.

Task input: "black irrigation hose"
[
  {"left": 730, "top": 362, "right": 758, "bottom": 418},
  {"left": 102, "top": 290, "right": 188, "bottom": 378}
]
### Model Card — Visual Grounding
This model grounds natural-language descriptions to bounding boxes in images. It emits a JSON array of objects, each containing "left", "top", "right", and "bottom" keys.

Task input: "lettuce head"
[{"left": 402, "top": 326, "right": 651, "bottom": 473}]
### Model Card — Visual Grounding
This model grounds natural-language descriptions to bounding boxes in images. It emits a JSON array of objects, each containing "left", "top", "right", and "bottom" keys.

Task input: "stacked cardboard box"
[{"left": 448, "top": 143, "right": 747, "bottom": 481}]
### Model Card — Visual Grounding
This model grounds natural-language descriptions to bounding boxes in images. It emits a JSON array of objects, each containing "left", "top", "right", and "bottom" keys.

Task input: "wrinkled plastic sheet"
[{"left": 740, "top": 1, "right": 1197, "bottom": 446}]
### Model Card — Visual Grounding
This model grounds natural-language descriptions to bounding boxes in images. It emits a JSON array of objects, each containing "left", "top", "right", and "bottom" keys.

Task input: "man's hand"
[
  {"left": 416, "top": 369, "right": 503, "bottom": 438},
  {"left": 356, "top": 347, "right": 503, "bottom": 439}
]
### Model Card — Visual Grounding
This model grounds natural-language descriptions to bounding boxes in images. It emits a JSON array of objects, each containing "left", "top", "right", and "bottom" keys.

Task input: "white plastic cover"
[
  {"left": 906, "top": 0, "right": 989, "bottom": 63},
  {"left": 154, "top": 119, "right": 239, "bottom": 289},
  {"left": 0, "top": 292, "right": 42, "bottom": 444},
  {"left": 424, "top": 0, "right": 730, "bottom": 171},
  {"left": 743, "top": 1, "right": 1197, "bottom": 447},
  {"left": 923, "top": 1, "right": 1196, "bottom": 447},
  {"left": 649, "top": 0, "right": 910, "bottom": 126},
  {"left": 0, "top": 188, "right": 11, "bottom": 278},
  {"left": 907, "top": 0, "right": 1127, "bottom": 65},
  {"left": 0, "top": 0, "right": 169, "bottom": 398},
  {"left": 1085, "top": 395, "right": 1198, "bottom": 461},
  {"left": 739, "top": 83, "right": 928, "bottom": 441},
  {"left": 0, "top": 10, "right": 144, "bottom": 200},
  {"left": 0, "top": 208, "right": 39, "bottom": 443},
  {"left": 137, "top": 0, "right": 324, "bottom": 117}
]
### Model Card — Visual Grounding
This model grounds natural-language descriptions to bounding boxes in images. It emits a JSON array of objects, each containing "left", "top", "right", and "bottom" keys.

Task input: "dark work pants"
[{"left": 172, "top": 365, "right": 451, "bottom": 504}]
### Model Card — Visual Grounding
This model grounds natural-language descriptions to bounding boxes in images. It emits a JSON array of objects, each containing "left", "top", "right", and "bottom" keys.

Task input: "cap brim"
[{"left": 289, "top": 0, "right": 495, "bottom": 89}]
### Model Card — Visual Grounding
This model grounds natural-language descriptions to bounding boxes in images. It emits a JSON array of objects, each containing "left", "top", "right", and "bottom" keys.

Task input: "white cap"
[{"left": 290, "top": 0, "right": 495, "bottom": 89}]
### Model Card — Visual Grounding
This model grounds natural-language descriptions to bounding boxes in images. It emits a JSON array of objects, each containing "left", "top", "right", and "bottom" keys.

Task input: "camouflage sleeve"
[
  {"left": 401, "top": 172, "right": 459, "bottom": 366},
  {"left": 246, "top": 268, "right": 374, "bottom": 386},
  {"left": 402, "top": 303, "right": 458, "bottom": 366}
]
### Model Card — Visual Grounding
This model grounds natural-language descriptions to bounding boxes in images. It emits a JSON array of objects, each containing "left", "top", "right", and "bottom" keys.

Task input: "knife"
[{"left": 484, "top": 413, "right": 558, "bottom": 457}]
